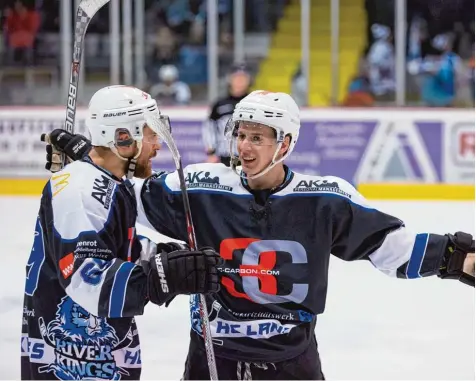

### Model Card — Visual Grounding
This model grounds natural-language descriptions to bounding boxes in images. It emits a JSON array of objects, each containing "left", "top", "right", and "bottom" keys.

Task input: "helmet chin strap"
[{"left": 108, "top": 141, "right": 143, "bottom": 179}]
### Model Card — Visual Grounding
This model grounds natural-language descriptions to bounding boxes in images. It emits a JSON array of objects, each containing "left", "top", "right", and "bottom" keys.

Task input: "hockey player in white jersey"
[
  {"left": 22, "top": 86, "right": 222, "bottom": 380},
  {"left": 44, "top": 90, "right": 474, "bottom": 380}
]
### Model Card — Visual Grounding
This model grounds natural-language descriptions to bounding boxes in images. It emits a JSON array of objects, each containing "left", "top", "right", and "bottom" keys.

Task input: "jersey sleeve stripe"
[
  {"left": 109, "top": 262, "right": 137, "bottom": 318},
  {"left": 406, "top": 233, "right": 429, "bottom": 279}
]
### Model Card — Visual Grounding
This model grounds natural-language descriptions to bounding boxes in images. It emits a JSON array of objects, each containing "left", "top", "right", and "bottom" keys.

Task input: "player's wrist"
[{"left": 438, "top": 232, "right": 475, "bottom": 286}]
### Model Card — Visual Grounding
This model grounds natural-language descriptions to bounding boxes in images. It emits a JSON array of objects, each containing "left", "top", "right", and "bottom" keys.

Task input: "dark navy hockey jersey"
[
  {"left": 135, "top": 162, "right": 450, "bottom": 363},
  {"left": 21, "top": 159, "right": 148, "bottom": 380}
]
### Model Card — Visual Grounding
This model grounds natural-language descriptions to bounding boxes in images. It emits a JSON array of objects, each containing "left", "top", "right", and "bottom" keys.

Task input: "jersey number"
[
  {"left": 80, "top": 258, "right": 112, "bottom": 285},
  {"left": 25, "top": 218, "right": 46, "bottom": 296},
  {"left": 219, "top": 238, "right": 309, "bottom": 304}
]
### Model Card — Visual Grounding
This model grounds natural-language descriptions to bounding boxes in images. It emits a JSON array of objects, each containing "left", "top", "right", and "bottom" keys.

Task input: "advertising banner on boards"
[{"left": 0, "top": 108, "right": 473, "bottom": 185}]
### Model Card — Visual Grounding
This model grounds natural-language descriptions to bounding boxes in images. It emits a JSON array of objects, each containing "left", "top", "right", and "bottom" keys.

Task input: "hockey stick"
[
  {"left": 145, "top": 113, "right": 219, "bottom": 380},
  {"left": 58, "top": 0, "right": 111, "bottom": 168}
]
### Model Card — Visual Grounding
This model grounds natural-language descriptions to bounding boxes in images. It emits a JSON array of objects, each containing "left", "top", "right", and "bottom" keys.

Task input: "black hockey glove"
[
  {"left": 438, "top": 232, "right": 475, "bottom": 287},
  {"left": 40, "top": 129, "right": 92, "bottom": 172},
  {"left": 146, "top": 242, "right": 224, "bottom": 306}
]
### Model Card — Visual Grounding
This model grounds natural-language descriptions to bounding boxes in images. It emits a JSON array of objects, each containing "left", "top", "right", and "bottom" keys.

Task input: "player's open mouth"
[{"left": 242, "top": 157, "right": 256, "bottom": 163}]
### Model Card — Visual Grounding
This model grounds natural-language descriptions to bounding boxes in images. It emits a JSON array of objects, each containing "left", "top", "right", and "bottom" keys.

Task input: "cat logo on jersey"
[{"left": 37, "top": 296, "right": 133, "bottom": 380}]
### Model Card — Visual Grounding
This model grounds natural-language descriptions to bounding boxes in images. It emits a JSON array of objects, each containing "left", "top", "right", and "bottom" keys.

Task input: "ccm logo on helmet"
[{"left": 103, "top": 111, "right": 127, "bottom": 118}]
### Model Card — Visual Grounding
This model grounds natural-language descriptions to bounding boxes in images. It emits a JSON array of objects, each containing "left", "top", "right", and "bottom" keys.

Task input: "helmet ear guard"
[{"left": 114, "top": 126, "right": 140, "bottom": 147}]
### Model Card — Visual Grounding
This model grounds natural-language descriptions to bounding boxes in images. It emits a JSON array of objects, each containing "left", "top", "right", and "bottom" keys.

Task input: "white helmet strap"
[
  {"left": 107, "top": 140, "right": 143, "bottom": 179},
  {"left": 230, "top": 140, "right": 288, "bottom": 180}
]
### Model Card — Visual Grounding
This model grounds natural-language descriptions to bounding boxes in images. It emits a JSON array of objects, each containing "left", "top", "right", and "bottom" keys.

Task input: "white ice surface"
[{"left": 0, "top": 197, "right": 474, "bottom": 380}]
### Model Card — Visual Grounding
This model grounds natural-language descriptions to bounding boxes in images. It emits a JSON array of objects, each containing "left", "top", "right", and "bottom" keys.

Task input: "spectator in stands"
[
  {"left": 366, "top": 24, "right": 395, "bottom": 97},
  {"left": 149, "top": 64, "right": 191, "bottom": 105},
  {"left": 147, "top": 25, "right": 179, "bottom": 82},
  {"left": 407, "top": 14, "right": 428, "bottom": 62},
  {"left": 419, "top": 33, "right": 465, "bottom": 107},
  {"left": 5, "top": 0, "right": 40, "bottom": 66},
  {"left": 290, "top": 64, "right": 307, "bottom": 107},
  {"left": 342, "top": 60, "right": 375, "bottom": 107},
  {"left": 153, "top": 25, "right": 179, "bottom": 65}
]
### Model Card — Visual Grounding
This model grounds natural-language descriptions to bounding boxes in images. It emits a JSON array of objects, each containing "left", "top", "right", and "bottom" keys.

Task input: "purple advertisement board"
[
  {"left": 1, "top": 109, "right": 465, "bottom": 184},
  {"left": 152, "top": 118, "right": 444, "bottom": 185}
]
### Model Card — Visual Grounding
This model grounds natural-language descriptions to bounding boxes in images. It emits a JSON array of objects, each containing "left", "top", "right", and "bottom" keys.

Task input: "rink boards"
[{"left": 0, "top": 107, "right": 474, "bottom": 200}]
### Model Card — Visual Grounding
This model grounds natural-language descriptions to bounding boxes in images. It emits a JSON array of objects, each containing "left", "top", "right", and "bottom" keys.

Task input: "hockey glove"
[
  {"left": 41, "top": 129, "right": 92, "bottom": 172},
  {"left": 146, "top": 242, "right": 224, "bottom": 306},
  {"left": 438, "top": 232, "right": 475, "bottom": 287}
]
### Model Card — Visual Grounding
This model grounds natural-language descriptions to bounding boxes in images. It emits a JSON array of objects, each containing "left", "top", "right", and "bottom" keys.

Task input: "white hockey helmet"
[
  {"left": 225, "top": 90, "right": 300, "bottom": 179},
  {"left": 86, "top": 85, "right": 169, "bottom": 160}
]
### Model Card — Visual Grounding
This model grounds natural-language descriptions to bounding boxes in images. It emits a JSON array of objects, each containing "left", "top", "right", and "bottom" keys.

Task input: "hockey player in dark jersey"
[
  {"left": 202, "top": 63, "right": 252, "bottom": 166},
  {"left": 23, "top": 85, "right": 222, "bottom": 380},
  {"left": 44, "top": 90, "right": 474, "bottom": 380}
]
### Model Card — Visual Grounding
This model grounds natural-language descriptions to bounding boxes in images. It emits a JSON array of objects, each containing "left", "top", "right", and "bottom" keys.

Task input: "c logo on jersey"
[{"left": 219, "top": 238, "right": 309, "bottom": 304}]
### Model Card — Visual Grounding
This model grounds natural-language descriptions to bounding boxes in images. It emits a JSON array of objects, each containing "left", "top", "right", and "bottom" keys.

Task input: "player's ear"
[{"left": 280, "top": 134, "right": 291, "bottom": 156}]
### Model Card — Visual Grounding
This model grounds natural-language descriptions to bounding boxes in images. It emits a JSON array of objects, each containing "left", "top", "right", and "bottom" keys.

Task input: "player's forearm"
[
  {"left": 368, "top": 229, "right": 474, "bottom": 286},
  {"left": 62, "top": 256, "right": 148, "bottom": 318},
  {"left": 367, "top": 229, "right": 448, "bottom": 278}
]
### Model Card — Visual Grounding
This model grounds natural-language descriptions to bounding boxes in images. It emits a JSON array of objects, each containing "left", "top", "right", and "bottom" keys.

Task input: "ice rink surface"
[{"left": 0, "top": 196, "right": 474, "bottom": 380}]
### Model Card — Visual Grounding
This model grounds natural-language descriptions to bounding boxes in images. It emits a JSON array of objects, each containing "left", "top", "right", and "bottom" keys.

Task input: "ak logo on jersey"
[
  {"left": 92, "top": 175, "right": 115, "bottom": 209},
  {"left": 293, "top": 179, "right": 351, "bottom": 197},
  {"left": 186, "top": 171, "right": 232, "bottom": 191},
  {"left": 37, "top": 296, "right": 132, "bottom": 380}
]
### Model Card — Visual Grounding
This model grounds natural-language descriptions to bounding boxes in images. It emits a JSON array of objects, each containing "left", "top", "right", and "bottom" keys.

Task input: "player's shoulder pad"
[
  {"left": 162, "top": 162, "right": 246, "bottom": 195},
  {"left": 279, "top": 172, "right": 372, "bottom": 208},
  {"left": 49, "top": 161, "right": 118, "bottom": 240}
]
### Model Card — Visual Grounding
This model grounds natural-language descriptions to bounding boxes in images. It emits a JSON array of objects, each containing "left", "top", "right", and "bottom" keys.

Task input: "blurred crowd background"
[{"left": 0, "top": 0, "right": 474, "bottom": 108}]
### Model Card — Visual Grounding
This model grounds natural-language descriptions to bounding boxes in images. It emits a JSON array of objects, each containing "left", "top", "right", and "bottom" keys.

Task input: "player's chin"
[
  {"left": 241, "top": 164, "right": 262, "bottom": 177},
  {"left": 134, "top": 160, "right": 153, "bottom": 178}
]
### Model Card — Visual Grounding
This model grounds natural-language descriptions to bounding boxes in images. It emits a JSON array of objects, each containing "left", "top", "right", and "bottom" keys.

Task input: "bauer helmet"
[
  {"left": 86, "top": 85, "right": 170, "bottom": 160},
  {"left": 224, "top": 90, "right": 300, "bottom": 179}
]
